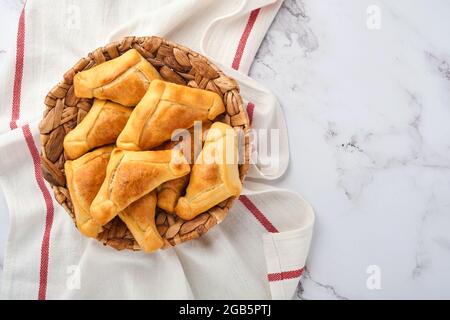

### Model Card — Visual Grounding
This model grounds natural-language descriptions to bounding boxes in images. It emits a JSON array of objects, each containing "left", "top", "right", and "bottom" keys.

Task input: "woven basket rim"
[{"left": 39, "top": 36, "right": 251, "bottom": 251}]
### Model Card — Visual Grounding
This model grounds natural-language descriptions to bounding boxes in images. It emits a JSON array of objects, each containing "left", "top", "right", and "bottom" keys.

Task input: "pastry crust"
[
  {"left": 118, "top": 191, "right": 164, "bottom": 253},
  {"left": 156, "top": 121, "right": 212, "bottom": 212},
  {"left": 63, "top": 99, "right": 132, "bottom": 160},
  {"left": 90, "top": 148, "right": 190, "bottom": 225},
  {"left": 116, "top": 79, "right": 225, "bottom": 151},
  {"left": 175, "top": 122, "right": 242, "bottom": 220},
  {"left": 157, "top": 175, "right": 189, "bottom": 213},
  {"left": 64, "top": 145, "right": 114, "bottom": 238},
  {"left": 73, "top": 49, "right": 161, "bottom": 106}
]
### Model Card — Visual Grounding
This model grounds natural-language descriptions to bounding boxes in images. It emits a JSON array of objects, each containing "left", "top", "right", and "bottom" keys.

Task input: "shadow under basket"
[{"left": 39, "top": 36, "right": 251, "bottom": 251}]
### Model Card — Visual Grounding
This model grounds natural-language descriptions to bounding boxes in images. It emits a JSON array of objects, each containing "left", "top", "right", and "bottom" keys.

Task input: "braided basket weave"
[{"left": 39, "top": 36, "right": 250, "bottom": 251}]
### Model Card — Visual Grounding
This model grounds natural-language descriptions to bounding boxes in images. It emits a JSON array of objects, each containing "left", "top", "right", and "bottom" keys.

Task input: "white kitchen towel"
[{"left": 0, "top": 0, "right": 314, "bottom": 299}]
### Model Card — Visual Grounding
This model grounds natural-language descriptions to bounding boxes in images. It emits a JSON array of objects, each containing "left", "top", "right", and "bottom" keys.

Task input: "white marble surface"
[{"left": 1, "top": 0, "right": 450, "bottom": 299}]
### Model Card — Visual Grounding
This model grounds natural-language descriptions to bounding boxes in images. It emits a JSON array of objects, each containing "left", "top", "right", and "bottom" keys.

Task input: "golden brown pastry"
[
  {"left": 64, "top": 145, "right": 114, "bottom": 238},
  {"left": 118, "top": 191, "right": 164, "bottom": 253},
  {"left": 73, "top": 49, "right": 161, "bottom": 106},
  {"left": 116, "top": 79, "right": 225, "bottom": 151},
  {"left": 63, "top": 99, "right": 132, "bottom": 160},
  {"left": 175, "top": 122, "right": 242, "bottom": 220},
  {"left": 90, "top": 148, "right": 190, "bottom": 225},
  {"left": 157, "top": 176, "right": 189, "bottom": 213},
  {"left": 156, "top": 121, "right": 212, "bottom": 212}
]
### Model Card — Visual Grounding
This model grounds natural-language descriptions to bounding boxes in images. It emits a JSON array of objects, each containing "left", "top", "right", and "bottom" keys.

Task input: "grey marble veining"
[{"left": 249, "top": 0, "right": 450, "bottom": 299}]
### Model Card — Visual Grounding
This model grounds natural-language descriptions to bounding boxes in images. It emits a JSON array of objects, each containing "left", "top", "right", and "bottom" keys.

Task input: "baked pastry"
[
  {"left": 90, "top": 149, "right": 190, "bottom": 225},
  {"left": 64, "top": 145, "right": 114, "bottom": 238},
  {"left": 175, "top": 122, "right": 242, "bottom": 220},
  {"left": 118, "top": 191, "right": 164, "bottom": 253},
  {"left": 73, "top": 49, "right": 161, "bottom": 106},
  {"left": 116, "top": 79, "right": 225, "bottom": 151},
  {"left": 157, "top": 176, "right": 189, "bottom": 213},
  {"left": 63, "top": 99, "right": 132, "bottom": 160},
  {"left": 156, "top": 121, "right": 212, "bottom": 212}
]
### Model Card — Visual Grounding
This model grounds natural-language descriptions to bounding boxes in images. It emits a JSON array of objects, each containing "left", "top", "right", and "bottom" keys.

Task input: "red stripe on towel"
[
  {"left": 10, "top": 6, "right": 26, "bottom": 130},
  {"left": 232, "top": 5, "right": 303, "bottom": 288},
  {"left": 232, "top": 8, "right": 261, "bottom": 70},
  {"left": 246, "top": 102, "right": 255, "bottom": 124},
  {"left": 22, "top": 124, "right": 55, "bottom": 300},
  {"left": 11, "top": 2, "right": 54, "bottom": 300},
  {"left": 239, "top": 195, "right": 278, "bottom": 233},
  {"left": 268, "top": 268, "right": 304, "bottom": 282}
]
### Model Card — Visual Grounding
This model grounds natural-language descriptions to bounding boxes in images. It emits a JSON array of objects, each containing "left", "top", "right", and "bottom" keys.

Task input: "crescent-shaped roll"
[
  {"left": 116, "top": 79, "right": 225, "bottom": 151},
  {"left": 90, "top": 148, "right": 190, "bottom": 226},
  {"left": 118, "top": 191, "right": 164, "bottom": 253},
  {"left": 157, "top": 176, "right": 189, "bottom": 213},
  {"left": 174, "top": 122, "right": 242, "bottom": 220},
  {"left": 64, "top": 145, "right": 114, "bottom": 238},
  {"left": 156, "top": 121, "right": 212, "bottom": 213},
  {"left": 73, "top": 49, "right": 161, "bottom": 106},
  {"left": 63, "top": 99, "right": 132, "bottom": 160}
]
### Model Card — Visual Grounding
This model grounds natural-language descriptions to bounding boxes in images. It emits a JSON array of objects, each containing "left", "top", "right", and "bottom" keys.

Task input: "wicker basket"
[{"left": 39, "top": 36, "right": 250, "bottom": 251}]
